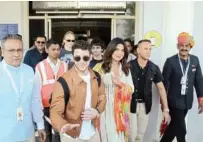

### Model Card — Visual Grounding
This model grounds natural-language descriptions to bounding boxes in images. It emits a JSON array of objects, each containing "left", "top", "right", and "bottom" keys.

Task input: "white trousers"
[
  {"left": 130, "top": 103, "right": 149, "bottom": 142},
  {"left": 60, "top": 131, "right": 100, "bottom": 142}
]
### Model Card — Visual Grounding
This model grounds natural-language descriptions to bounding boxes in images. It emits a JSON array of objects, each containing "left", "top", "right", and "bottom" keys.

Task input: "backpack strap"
[
  {"left": 57, "top": 77, "right": 70, "bottom": 112},
  {"left": 93, "top": 71, "right": 101, "bottom": 87},
  {"left": 51, "top": 73, "right": 100, "bottom": 114}
]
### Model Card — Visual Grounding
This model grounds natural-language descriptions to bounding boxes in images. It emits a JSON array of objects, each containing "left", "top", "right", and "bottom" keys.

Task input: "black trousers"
[
  {"left": 44, "top": 107, "right": 52, "bottom": 142},
  {"left": 44, "top": 107, "right": 61, "bottom": 142},
  {"left": 160, "top": 107, "right": 188, "bottom": 142}
]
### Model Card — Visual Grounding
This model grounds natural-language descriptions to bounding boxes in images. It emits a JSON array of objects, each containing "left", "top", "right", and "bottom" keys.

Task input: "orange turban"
[{"left": 177, "top": 32, "right": 195, "bottom": 48}]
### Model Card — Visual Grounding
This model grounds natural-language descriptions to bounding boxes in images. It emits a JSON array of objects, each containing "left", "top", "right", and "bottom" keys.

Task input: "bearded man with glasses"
[
  {"left": 24, "top": 35, "right": 48, "bottom": 71},
  {"left": 50, "top": 40, "right": 106, "bottom": 142}
]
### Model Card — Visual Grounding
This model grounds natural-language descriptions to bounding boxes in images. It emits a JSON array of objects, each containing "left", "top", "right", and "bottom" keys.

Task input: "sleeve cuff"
[{"left": 37, "top": 122, "right": 45, "bottom": 130}]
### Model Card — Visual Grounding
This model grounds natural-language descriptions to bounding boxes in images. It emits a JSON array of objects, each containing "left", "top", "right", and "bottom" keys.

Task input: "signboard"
[
  {"left": 144, "top": 30, "right": 162, "bottom": 48},
  {"left": 0, "top": 24, "right": 18, "bottom": 40}
]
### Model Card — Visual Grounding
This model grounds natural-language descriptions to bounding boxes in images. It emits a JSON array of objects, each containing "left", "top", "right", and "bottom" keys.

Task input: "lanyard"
[
  {"left": 178, "top": 54, "right": 190, "bottom": 76},
  {"left": 3, "top": 62, "right": 23, "bottom": 101}
]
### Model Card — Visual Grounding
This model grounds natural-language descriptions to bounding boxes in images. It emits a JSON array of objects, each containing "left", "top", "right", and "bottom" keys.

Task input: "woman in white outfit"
[{"left": 95, "top": 37, "right": 134, "bottom": 142}]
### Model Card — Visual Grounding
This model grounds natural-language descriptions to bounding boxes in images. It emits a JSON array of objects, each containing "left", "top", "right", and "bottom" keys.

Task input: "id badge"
[
  {"left": 181, "top": 84, "right": 186, "bottom": 95},
  {"left": 181, "top": 76, "right": 187, "bottom": 85},
  {"left": 17, "top": 107, "right": 23, "bottom": 121}
]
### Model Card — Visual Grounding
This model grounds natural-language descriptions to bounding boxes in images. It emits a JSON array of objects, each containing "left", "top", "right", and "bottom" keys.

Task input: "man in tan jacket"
[{"left": 50, "top": 40, "right": 106, "bottom": 142}]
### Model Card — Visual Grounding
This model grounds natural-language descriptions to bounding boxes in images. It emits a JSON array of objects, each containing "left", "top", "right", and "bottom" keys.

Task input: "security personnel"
[
  {"left": 35, "top": 39, "right": 67, "bottom": 142},
  {"left": 129, "top": 39, "right": 170, "bottom": 142}
]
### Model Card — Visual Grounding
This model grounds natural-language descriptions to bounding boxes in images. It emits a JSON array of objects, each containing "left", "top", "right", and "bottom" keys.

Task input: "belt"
[{"left": 136, "top": 99, "right": 145, "bottom": 103}]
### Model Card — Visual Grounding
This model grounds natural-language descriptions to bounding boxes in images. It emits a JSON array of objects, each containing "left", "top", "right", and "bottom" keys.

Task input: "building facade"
[{"left": 0, "top": 1, "right": 203, "bottom": 141}]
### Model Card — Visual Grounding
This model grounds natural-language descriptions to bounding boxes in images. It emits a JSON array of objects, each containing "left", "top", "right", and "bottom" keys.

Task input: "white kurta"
[{"left": 100, "top": 69, "right": 134, "bottom": 142}]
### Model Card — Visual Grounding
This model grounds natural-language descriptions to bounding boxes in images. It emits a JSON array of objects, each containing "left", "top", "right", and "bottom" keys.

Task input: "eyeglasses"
[
  {"left": 74, "top": 56, "right": 90, "bottom": 62},
  {"left": 66, "top": 40, "right": 75, "bottom": 42},
  {"left": 36, "top": 41, "right": 45, "bottom": 44}
]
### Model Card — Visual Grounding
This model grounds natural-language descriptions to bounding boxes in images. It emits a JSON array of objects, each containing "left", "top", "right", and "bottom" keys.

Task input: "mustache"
[{"left": 181, "top": 49, "right": 188, "bottom": 52}]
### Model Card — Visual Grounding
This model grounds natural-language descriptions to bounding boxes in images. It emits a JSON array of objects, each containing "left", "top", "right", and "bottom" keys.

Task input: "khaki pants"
[
  {"left": 130, "top": 103, "right": 149, "bottom": 142},
  {"left": 60, "top": 131, "right": 100, "bottom": 142}
]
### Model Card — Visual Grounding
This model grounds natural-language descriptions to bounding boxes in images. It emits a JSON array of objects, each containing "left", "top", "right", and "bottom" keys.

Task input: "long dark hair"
[{"left": 102, "top": 37, "right": 129, "bottom": 75}]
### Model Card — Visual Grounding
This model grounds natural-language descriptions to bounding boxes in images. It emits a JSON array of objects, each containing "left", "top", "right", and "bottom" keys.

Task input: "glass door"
[{"left": 48, "top": 18, "right": 111, "bottom": 46}]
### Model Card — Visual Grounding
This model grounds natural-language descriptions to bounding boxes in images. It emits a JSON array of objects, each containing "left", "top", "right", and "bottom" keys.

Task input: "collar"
[
  {"left": 92, "top": 58, "right": 103, "bottom": 62},
  {"left": 34, "top": 47, "right": 46, "bottom": 54},
  {"left": 46, "top": 57, "right": 61, "bottom": 65},
  {"left": 177, "top": 53, "right": 190, "bottom": 61},
  {"left": 2, "top": 60, "right": 21, "bottom": 72},
  {"left": 136, "top": 58, "right": 149, "bottom": 69},
  {"left": 69, "top": 66, "right": 97, "bottom": 85}
]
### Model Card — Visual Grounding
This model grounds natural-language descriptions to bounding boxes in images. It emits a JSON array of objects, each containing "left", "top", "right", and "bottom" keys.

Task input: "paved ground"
[{"left": 35, "top": 137, "right": 40, "bottom": 142}]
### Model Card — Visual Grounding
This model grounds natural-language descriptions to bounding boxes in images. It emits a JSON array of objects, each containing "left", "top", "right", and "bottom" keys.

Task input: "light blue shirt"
[{"left": 0, "top": 60, "right": 44, "bottom": 142}]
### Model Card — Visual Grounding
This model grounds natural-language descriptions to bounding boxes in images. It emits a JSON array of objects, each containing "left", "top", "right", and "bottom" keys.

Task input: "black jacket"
[
  {"left": 24, "top": 48, "right": 48, "bottom": 71},
  {"left": 162, "top": 54, "right": 203, "bottom": 110},
  {"left": 130, "top": 59, "right": 163, "bottom": 114}
]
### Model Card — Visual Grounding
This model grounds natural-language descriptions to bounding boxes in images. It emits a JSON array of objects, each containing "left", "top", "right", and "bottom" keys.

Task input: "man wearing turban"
[{"left": 160, "top": 32, "right": 203, "bottom": 142}]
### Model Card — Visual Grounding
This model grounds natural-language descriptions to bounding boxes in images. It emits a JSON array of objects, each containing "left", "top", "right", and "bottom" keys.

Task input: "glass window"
[
  {"left": 29, "top": 20, "right": 44, "bottom": 47},
  {"left": 125, "top": 2, "right": 136, "bottom": 16},
  {"left": 51, "top": 19, "right": 111, "bottom": 46},
  {"left": 116, "top": 19, "right": 135, "bottom": 41}
]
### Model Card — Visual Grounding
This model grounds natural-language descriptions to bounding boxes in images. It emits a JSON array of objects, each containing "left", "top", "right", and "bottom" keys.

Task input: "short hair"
[
  {"left": 1, "top": 34, "right": 22, "bottom": 48},
  {"left": 72, "top": 40, "right": 91, "bottom": 55},
  {"left": 132, "top": 44, "right": 138, "bottom": 52},
  {"left": 62, "top": 31, "right": 75, "bottom": 45},
  {"left": 137, "top": 39, "right": 151, "bottom": 47},
  {"left": 91, "top": 38, "right": 105, "bottom": 50},
  {"left": 46, "top": 39, "right": 59, "bottom": 49},
  {"left": 34, "top": 35, "right": 47, "bottom": 42},
  {"left": 15, "top": 34, "right": 22, "bottom": 39},
  {"left": 63, "top": 31, "right": 75, "bottom": 39},
  {"left": 124, "top": 38, "right": 133, "bottom": 46}
]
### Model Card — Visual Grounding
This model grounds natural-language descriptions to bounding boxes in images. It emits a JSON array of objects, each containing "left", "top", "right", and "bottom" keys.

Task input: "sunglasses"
[
  {"left": 66, "top": 40, "right": 75, "bottom": 42},
  {"left": 36, "top": 41, "right": 45, "bottom": 44},
  {"left": 74, "top": 56, "right": 90, "bottom": 62}
]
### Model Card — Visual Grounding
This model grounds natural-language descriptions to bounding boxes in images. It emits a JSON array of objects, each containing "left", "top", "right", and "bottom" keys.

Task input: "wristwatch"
[
  {"left": 163, "top": 108, "right": 169, "bottom": 113},
  {"left": 95, "top": 108, "right": 101, "bottom": 118}
]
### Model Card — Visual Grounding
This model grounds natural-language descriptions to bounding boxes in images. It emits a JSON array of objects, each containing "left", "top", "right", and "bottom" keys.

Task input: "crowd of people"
[{"left": 0, "top": 31, "right": 203, "bottom": 142}]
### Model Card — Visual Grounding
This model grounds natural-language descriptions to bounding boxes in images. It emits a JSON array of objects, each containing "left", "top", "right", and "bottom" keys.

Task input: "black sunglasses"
[
  {"left": 66, "top": 40, "right": 75, "bottom": 42},
  {"left": 74, "top": 56, "right": 90, "bottom": 62},
  {"left": 36, "top": 41, "right": 45, "bottom": 44}
]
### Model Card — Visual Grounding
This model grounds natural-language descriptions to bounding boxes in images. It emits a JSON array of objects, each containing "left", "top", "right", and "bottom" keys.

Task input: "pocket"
[{"left": 149, "top": 73, "right": 155, "bottom": 81}]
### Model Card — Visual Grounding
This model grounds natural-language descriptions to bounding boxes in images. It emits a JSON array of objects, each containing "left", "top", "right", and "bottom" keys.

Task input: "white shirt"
[
  {"left": 127, "top": 53, "right": 136, "bottom": 62},
  {"left": 79, "top": 72, "right": 96, "bottom": 140},
  {"left": 0, "top": 61, "right": 44, "bottom": 141},
  {"left": 46, "top": 57, "right": 61, "bottom": 77},
  {"left": 34, "top": 58, "right": 61, "bottom": 108}
]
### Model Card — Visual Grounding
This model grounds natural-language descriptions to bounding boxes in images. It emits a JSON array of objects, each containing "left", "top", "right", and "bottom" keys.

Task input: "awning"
[{"left": 32, "top": 1, "right": 126, "bottom": 11}]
